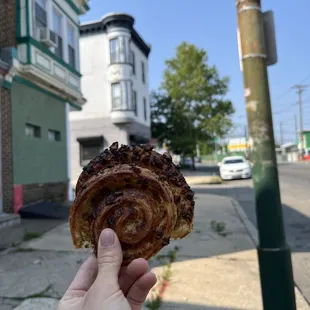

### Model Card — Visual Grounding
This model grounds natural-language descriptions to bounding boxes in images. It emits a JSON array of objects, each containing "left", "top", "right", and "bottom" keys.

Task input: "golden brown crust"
[{"left": 70, "top": 142, "right": 195, "bottom": 265}]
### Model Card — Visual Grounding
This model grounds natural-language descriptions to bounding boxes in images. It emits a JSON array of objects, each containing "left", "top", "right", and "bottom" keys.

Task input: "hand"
[{"left": 58, "top": 229, "right": 157, "bottom": 310}]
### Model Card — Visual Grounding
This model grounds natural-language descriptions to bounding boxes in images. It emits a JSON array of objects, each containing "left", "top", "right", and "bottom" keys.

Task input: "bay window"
[
  {"left": 111, "top": 83, "right": 122, "bottom": 110},
  {"left": 111, "top": 81, "right": 134, "bottom": 111},
  {"left": 110, "top": 38, "right": 118, "bottom": 63},
  {"left": 109, "top": 36, "right": 131, "bottom": 64}
]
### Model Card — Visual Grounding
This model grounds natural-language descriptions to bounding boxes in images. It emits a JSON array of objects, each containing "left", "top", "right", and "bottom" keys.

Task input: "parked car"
[
  {"left": 194, "top": 156, "right": 202, "bottom": 163},
  {"left": 218, "top": 156, "right": 252, "bottom": 180}
]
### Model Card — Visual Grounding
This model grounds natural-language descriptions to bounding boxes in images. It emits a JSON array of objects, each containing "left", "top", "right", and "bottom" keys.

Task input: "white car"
[{"left": 218, "top": 156, "right": 252, "bottom": 180}]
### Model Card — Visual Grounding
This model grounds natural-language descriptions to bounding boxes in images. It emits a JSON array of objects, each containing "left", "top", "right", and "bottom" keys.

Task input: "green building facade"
[{"left": 0, "top": 0, "right": 89, "bottom": 213}]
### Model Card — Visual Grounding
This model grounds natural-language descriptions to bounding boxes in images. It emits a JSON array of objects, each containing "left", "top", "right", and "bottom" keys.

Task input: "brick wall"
[
  {"left": 0, "top": 0, "right": 16, "bottom": 47},
  {"left": 0, "top": 0, "right": 16, "bottom": 213},
  {"left": 1, "top": 87, "right": 13, "bottom": 213},
  {"left": 23, "top": 181, "right": 68, "bottom": 206}
]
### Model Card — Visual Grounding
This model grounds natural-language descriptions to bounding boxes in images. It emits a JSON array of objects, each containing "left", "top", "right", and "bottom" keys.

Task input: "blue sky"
[{"left": 81, "top": 0, "right": 310, "bottom": 143}]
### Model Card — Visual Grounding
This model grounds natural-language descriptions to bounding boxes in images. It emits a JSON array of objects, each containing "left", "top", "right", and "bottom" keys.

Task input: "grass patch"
[
  {"left": 23, "top": 232, "right": 42, "bottom": 242},
  {"left": 145, "top": 247, "right": 179, "bottom": 310},
  {"left": 210, "top": 220, "right": 227, "bottom": 237}
]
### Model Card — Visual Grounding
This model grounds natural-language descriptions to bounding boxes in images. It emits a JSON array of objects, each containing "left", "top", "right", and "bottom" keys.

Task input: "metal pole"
[
  {"left": 293, "top": 85, "right": 308, "bottom": 160},
  {"left": 236, "top": 1, "right": 296, "bottom": 309},
  {"left": 280, "top": 122, "right": 283, "bottom": 145}
]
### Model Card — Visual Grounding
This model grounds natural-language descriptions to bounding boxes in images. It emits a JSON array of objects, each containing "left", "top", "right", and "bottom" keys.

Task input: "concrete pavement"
[
  {"left": 197, "top": 162, "right": 310, "bottom": 305},
  {"left": 0, "top": 190, "right": 309, "bottom": 309},
  {"left": 146, "top": 191, "right": 309, "bottom": 310}
]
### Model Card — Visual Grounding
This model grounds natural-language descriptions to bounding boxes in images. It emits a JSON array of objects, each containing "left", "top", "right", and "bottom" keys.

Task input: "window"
[
  {"left": 48, "top": 129, "right": 61, "bottom": 141},
  {"left": 143, "top": 97, "right": 147, "bottom": 121},
  {"left": 223, "top": 158, "right": 245, "bottom": 164},
  {"left": 68, "top": 24, "right": 76, "bottom": 68},
  {"left": 109, "top": 37, "right": 129, "bottom": 64},
  {"left": 53, "top": 9, "right": 63, "bottom": 58},
  {"left": 132, "top": 90, "right": 137, "bottom": 116},
  {"left": 25, "top": 123, "right": 41, "bottom": 138},
  {"left": 131, "top": 51, "right": 135, "bottom": 75},
  {"left": 110, "top": 38, "right": 118, "bottom": 64},
  {"left": 118, "top": 36, "right": 126, "bottom": 62},
  {"left": 78, "top": 137, "right": 103, "bottom": 166},
  {"left": 35, "top": 0, "right": 47, "bottom": 28},
  {"left": 111, "top": 83, "right": 122, "bottom": 110},
  {"left": 141, "top": 61, "right": 145, "bottom": 83}
]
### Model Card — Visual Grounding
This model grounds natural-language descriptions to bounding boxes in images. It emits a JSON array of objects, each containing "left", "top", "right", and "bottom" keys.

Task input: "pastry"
[{"left": 70, "top": 142, "right": 195, "bottom": 265}]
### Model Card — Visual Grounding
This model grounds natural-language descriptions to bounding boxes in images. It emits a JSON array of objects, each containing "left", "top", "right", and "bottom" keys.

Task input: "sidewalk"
[
  {"left": 0, "top": 192, "right": 309, "bottom": 309},
  {"left": 144, "top": 191, "right": 309, "bottom": 310}
]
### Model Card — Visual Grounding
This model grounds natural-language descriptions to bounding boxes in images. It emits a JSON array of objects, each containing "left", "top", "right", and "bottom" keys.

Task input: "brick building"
[{"left": 0, "top": 0, "right": 89, "bottom": 215}]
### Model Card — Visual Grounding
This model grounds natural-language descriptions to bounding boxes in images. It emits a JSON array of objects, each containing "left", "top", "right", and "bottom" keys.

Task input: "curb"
[
  {"left": 230, "top": 198, "right": 310, "bottom": 309},
  {"left": 185, "top": 176, "right": 222, "bottom": 186},
  {"left": 230, "top": 199, "right": 258, "bottom": 245}
]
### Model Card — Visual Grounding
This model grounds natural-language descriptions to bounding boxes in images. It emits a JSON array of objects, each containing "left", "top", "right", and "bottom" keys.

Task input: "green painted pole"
[{"left": 236, "top": 0, "right": 297, "bottom": 309}]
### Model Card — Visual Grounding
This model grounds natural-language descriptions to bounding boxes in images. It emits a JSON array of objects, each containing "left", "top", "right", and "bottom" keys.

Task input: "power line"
[{"left": 274, "top": 74, "right": 310, "bottom": 102}]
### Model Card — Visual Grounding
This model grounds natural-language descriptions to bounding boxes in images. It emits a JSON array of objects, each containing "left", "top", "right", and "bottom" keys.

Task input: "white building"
[{"left": 69, "top": 13, "right": 151, "bottom": 184}]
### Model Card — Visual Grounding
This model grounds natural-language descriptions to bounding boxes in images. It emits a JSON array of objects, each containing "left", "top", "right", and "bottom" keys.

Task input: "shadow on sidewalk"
[{"left": 193, "top": 185, "right": 310, "bottom": 253}]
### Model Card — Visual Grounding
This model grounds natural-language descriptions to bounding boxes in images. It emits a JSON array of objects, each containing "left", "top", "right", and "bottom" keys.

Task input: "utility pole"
[
  {"left": 236, "top": 1, "right": 296, "bottom": 309},
  {"left": 294, "top": 114, "right": 298, "bottom": 144},
  {"left": 279, "top": 121, "right": 283, "bottom": 145},
  {"left": 244, "top": 124, "right": 250, "bottom": 159},
  {"left": 293, "top": 84, "right": 308, "bottom": 160}
]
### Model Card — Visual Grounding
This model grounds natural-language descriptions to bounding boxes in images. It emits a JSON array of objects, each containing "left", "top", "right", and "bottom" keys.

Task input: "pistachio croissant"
[{"left": 70, "top": 142, "right": 195, "bottom": 265}]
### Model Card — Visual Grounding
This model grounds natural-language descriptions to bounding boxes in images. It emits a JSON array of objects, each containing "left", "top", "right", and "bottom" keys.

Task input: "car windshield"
[{"left": 223, "top": 159, "right": 244, "bottom": 164}]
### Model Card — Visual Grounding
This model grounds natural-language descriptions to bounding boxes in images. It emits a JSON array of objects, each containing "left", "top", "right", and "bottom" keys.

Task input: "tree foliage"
[{"left": 151, "top": 41, "right": 234, "bottom": 157}]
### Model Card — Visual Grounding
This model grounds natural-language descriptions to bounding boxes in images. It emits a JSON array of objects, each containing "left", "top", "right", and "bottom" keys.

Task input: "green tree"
[{"left": 151, "top": 42, "right": 234, "bottom": 166}]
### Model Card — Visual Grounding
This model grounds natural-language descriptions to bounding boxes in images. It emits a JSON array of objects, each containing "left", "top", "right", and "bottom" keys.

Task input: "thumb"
[{"left": 95, "top": 228, "right": 123, "bottom": 288}]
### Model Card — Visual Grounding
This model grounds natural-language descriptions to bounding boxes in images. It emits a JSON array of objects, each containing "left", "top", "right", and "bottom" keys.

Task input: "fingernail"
[{"left": 100, "top": 229, "right": 115, "bottom": 247}]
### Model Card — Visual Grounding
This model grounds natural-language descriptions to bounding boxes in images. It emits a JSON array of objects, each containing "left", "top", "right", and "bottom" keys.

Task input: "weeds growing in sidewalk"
[
  {"left": 13, "top": 247, "right": 36, "bottom": 253},
  {"left": 23, "top": 232, "right": 42, "bottom": 241},
  {"left": 210, "top": 220, "right": 227, "bottom": 237},
  {"left": 145, "top": 246, "right": 179, "bottom": 310}
]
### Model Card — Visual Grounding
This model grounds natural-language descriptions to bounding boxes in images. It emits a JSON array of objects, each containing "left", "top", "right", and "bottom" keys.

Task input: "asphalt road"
[{"left": 193, "top": 162, "right": 310, "bottom": 304}]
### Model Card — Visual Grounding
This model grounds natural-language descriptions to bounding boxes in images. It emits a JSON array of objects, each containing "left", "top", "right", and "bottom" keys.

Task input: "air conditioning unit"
[{"left": 37, "top": 28, "right": 58, "bottom": 48}]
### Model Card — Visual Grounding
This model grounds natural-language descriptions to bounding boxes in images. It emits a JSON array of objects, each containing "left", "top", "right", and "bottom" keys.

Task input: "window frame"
[
  {"left": 143, "top": 97, "right": 147, "bottom": 121},
  {"left": 67, "top": 22, "right": 76, "bottom": 69},
  {"left": 111, "top": 82, "right": 122, "bottom": 111},
  {"left": 132, "top": 90, "right": 137, "bottom": 116},
  {"left": 77, "top": 136, "right": 104, "bottom": 167},
  {"left": 141, "top": 61, "right": 146, "bottom": 83},
  {"left": 48, "top": 129, "right": 61, "bottom": 141},
  {"left": 25, "top": 123, "right": 41, "bottom": 139},
  {"left": 109, "top": 38, "right": 118, "bottom": 64},
  {"left": 52, "top": 8, "right": 63, "bottom": 59},
  {"left": 131, "top": 51, "right": 135, "bottom": 75},
  {"left": 109, "top": 36, "right": 132, "bottom": 65},
  {"left": 34, "top": 0, "right": 48, "bottom": 29}
]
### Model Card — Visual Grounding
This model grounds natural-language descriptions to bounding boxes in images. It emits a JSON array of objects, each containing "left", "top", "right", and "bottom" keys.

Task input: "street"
[{"left": 195, "top": 162, "right": 310, "bottom": 304}]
